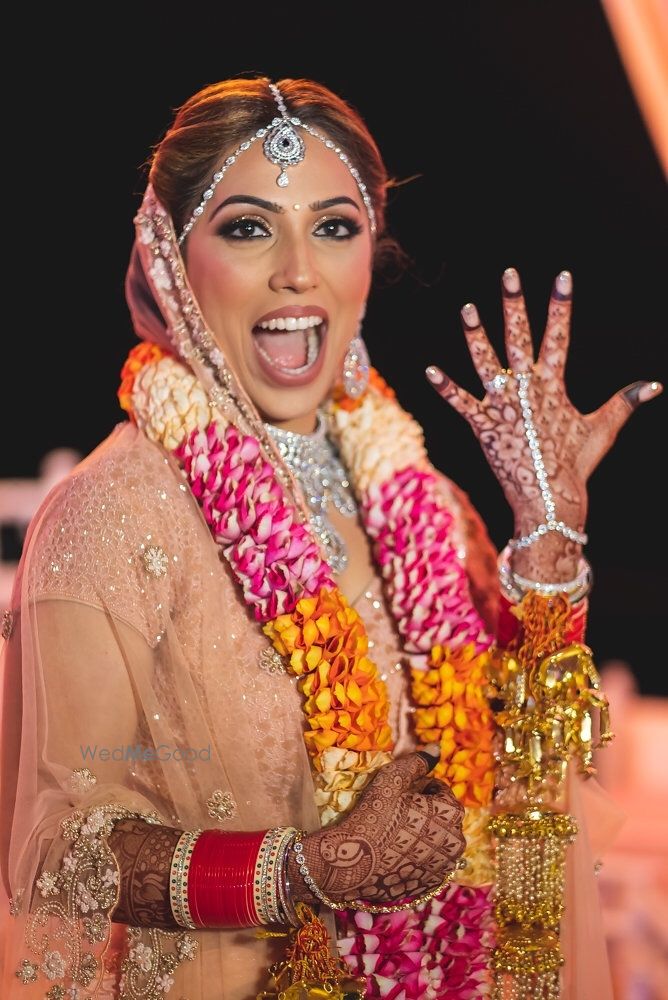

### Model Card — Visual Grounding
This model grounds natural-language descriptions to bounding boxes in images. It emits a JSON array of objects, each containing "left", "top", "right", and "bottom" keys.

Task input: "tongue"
[{"left": 254, "top": 328, "right": 307, "bottom": 368}]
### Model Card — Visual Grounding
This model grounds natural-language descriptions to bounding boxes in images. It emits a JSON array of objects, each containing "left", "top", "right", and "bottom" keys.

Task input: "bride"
[{"left": 1, "top": 75, "right": 660, "bottom": 1000}]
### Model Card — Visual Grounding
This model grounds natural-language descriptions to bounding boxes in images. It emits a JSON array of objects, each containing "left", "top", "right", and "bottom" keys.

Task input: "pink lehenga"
[{"left": 0, "top": 184, "right": 619, "bottom": 1000}]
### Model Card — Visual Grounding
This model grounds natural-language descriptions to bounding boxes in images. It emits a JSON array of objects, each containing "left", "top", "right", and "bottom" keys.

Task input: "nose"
[{"left": 268, "top": 231, "right": 319, "bottom": 294}]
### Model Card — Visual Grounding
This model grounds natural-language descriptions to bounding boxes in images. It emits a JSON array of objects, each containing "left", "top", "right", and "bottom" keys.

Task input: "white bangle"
[{"left": 498, "top": 545, "right": 592, "bottom": 603}]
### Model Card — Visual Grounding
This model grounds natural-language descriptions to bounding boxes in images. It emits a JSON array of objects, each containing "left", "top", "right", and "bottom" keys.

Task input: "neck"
[{"left": 264, "top": 410, "right": 319, "bottom": 435}]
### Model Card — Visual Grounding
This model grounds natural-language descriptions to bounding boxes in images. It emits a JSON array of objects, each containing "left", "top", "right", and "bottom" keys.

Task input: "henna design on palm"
[{"left": 427, "top": 268, "right": 662, "bottom": 580}]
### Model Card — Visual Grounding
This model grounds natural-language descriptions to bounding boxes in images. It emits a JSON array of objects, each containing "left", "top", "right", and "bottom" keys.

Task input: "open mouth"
[{"left": 252, "top": 316, "right": 326, "bottom": 376}]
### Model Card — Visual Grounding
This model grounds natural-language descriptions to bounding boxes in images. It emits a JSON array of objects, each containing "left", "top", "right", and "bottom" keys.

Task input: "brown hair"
[{"left": 148, "top": 75, "right": 411, "bottom": 282}]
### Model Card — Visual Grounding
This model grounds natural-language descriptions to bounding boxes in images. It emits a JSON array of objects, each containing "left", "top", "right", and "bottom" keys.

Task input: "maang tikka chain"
[{"left": 178, "top": 81, "right": 377, "bottom": 245}]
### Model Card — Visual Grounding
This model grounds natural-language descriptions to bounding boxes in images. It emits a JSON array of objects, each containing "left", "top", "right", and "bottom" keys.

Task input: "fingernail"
[
  {"left": 426, "top": 365, "right": 446, "bottom": 386},
  {"left": 502, "top": 267, "right": 521, "bottom": 294},
  {"left": 416, "top": 743, "right": 441, "bottom": 771},
  {"left": 554, "top": 270, "right": 573, "bottom": 300},
  {"left": 461, "top": 302, "right": 480, "bottom": 329},
  {"left": 638, "top": 380, "right": 663, "bottom": 402}
]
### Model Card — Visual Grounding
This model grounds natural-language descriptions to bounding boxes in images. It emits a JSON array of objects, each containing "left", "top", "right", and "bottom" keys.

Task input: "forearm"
[
  {"left": 107, "top": 821, "right": 299, "bottom": 930},
  {"left": 108, "top": 818, "right": 183, "bottom": 930}
]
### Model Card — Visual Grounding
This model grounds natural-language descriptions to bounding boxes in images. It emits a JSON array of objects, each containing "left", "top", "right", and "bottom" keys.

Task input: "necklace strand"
[{"left": 264, "top": 411, "right": 357, "bottom": 574}]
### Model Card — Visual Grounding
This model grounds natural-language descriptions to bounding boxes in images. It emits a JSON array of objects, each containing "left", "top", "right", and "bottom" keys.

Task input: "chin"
[{"left": 252, "top": 372, "right": 336, "bottom": 429}]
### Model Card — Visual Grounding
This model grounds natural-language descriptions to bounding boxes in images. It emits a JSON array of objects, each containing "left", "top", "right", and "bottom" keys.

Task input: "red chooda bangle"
[{"left": 187, "top": 829, "right": 265, "bottom": 927}]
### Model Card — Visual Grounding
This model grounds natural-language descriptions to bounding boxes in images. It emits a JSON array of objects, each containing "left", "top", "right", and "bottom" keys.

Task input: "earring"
[{"left": 342, "top": 308, "right": 370, "bottom": 400}]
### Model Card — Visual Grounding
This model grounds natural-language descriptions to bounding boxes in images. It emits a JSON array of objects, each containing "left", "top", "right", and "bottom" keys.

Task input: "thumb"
[
  {"left": 589, "top": 380, "right": 663, "bottom": 438},
  {"left": 415, "top": 742, "right": 442, "bottom": 774}
]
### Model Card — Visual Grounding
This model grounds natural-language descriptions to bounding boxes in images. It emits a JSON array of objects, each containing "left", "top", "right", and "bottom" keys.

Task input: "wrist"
[
  {"left": 509, "top": 530, "right": 582, "bottom": 581},
  {"left": 176, "top": 827, "right": 300, "bottom": 929},
  {"left": 286, "top": 836, "right": 321, "bottom": 906}
]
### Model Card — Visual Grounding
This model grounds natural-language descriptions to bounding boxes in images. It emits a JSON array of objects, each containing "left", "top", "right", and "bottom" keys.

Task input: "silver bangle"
[
  {"left": 254, "top": 826, "right": 298, "bottom": 924},
  {"left": 277, "top": 831, "right": 301, "bottom": 927},
  {"left": 498, "top": 545, "right": 592, "bottom": 603}
]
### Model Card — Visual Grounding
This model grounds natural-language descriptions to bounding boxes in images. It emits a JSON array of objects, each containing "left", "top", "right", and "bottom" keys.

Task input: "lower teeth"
[{"left": 258, "top": 326, "right": 321, "bottom": 373}]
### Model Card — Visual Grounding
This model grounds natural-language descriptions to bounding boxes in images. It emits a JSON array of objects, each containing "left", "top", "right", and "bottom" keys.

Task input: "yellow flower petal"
[{"left": 315, "top": 688, "right": 332, "bottom": 712}]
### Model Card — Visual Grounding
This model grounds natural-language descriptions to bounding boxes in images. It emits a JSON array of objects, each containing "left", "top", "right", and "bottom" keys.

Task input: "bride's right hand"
[{"left": 288, "top": 747, "right": 465, "bottom": 906}]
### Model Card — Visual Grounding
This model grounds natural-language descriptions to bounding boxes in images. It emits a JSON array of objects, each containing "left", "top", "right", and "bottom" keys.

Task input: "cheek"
[
  {"left": 186, "top": 253, "right": 259, "bottom": 364},
  {"left": 192, "top": 255, "right": 253, "bottom": 317},
  {"left": 330, "top": 252, "right": 372, "bottom": 342}
]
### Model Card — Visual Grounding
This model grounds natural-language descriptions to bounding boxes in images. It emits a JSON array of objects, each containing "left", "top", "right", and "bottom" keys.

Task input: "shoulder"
[{"left": 21, "top": 422, "right": 205, "bottom": 643}]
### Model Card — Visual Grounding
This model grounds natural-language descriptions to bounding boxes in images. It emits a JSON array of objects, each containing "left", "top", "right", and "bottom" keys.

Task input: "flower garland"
[{"left": 119, "top": 348, "right": 497, "bottom": 997}]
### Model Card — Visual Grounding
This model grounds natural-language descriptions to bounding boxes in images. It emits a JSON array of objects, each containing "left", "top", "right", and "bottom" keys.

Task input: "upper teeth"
[{"left": 257, "top": 315, "right": 325, "bottom": 331}]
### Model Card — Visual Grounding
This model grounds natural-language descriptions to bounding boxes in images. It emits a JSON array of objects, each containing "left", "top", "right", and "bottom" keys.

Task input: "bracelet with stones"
[{"left": 169, "top": 828, "right": 203, "bottom": 929}]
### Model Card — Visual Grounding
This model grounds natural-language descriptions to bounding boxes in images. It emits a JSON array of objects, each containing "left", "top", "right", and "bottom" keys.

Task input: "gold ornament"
[
  {"left": 486, "top": 593, "right": 614, "bottom": 1000},
  {"left": 257, "top": 902, "right": 366, "bottom": 1000}
]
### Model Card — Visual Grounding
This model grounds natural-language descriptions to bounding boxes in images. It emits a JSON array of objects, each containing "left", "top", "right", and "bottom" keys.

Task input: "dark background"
[{"left": 5, "top": 4, "right": 667, "bottom": 691}]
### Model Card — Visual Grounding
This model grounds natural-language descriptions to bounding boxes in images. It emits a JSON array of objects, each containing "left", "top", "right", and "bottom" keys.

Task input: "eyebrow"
[{"left": 209, "top": 194, "right": 361, "bottom": 223}]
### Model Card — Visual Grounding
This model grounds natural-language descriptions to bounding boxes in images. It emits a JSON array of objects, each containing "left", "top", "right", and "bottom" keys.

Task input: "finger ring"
[{"left": 485, "top": 368, "right": 512, "bottom": 393}]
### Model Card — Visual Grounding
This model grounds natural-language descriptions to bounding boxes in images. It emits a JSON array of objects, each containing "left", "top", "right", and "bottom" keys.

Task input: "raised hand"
[
  {"left": 426, "top": 268, "right": 662, "bottom": 580},
  {"left": 288, "top": 748, "right": 465, "bottom": 905}
]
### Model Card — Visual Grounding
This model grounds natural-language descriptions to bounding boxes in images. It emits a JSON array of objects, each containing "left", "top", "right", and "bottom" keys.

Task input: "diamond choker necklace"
[{"left": 264, "top": 411, "right": 357, "bottom": 574}]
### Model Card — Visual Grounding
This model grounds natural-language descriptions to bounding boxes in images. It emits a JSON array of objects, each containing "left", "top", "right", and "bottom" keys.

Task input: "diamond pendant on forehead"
[
  {"left": 263, "top": 121, "right": 306, "bottom": 187},
  {"left": 264, "top": 412, "right": 357, "bottom": 574}
]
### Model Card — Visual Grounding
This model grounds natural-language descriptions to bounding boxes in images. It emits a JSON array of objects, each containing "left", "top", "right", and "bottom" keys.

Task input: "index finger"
[{"left": 425, "top": 366, "right": 483, "bottom": 423}]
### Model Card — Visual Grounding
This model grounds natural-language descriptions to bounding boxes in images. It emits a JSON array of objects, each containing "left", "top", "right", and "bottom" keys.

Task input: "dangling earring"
[{"left": 342, "top": 306, "right": 370, "bottom": 399}]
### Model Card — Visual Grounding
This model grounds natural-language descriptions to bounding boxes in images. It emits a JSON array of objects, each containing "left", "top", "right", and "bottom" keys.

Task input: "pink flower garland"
[
  {"left": 364, "top": 468, "right": 490, "bottom": 654},
  {"left": 337, "top": 884, "right": 495, "bottom": 999},
  {"left": 175, "top": 423, "right": 497, "bottom": 997},
  {"left": 176, "top": 423, "right": 334, "bottom": 620}
]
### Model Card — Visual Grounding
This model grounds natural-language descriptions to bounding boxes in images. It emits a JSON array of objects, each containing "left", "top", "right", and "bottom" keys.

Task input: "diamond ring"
[{"left": 485, "top": 368, "right": 513, "bottom": 394}]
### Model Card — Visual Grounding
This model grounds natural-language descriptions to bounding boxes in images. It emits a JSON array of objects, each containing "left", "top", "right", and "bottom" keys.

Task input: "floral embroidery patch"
[
  {"left": 143, "top": 545, "right": 169, "bottom": 578},
  {"left": 205, "top": 789, "right": 237, "bottom": 822}
]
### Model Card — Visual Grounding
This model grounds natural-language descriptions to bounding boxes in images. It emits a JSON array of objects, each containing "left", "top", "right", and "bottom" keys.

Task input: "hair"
[{"left": 148, "top": 75, "right": 412, "bottom": 282}]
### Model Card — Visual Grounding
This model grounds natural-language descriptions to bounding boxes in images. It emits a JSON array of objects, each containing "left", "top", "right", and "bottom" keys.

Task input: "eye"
[
  {"left": 216, "top": 214, "right": 363, "bottom": 242},
  {"left": 315, "top": 217, "right": 363, "bottom": 240},
  {"left": 217, "top": 215, "right": 272, "bottom": 240}
]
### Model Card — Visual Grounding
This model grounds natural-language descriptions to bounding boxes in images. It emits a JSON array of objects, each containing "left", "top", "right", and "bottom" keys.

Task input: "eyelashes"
[{"left": 216, "top": 215, "right": 363, "bottom": 242}]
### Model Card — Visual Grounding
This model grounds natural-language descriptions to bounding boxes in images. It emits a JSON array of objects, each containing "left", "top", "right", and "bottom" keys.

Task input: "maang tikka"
[
  {"left": 178, "top": 81, "right": 377, "bottom": 245},
  {"left": 342, "top": 304, "right": 370, "bottom": 400}
]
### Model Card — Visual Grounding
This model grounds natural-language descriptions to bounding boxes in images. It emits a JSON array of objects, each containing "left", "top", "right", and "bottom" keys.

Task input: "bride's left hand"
[{"left": 425, "top": 267, "right": 662, "bottom": 579}]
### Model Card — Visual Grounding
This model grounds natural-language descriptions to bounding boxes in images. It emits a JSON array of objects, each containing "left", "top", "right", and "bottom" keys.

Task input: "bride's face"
[{"left": 183, "top": 132, "right": 374, "bottom": 432}]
